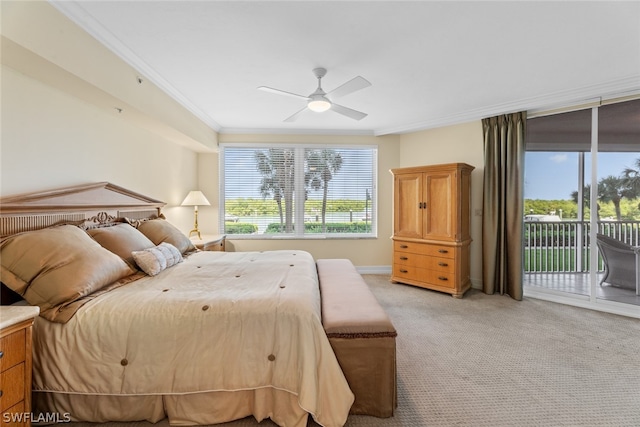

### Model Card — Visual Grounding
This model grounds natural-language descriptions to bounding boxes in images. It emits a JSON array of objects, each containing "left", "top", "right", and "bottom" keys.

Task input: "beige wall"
[{"left": 398, "top": 121, "right": 485, "bottom": 287}]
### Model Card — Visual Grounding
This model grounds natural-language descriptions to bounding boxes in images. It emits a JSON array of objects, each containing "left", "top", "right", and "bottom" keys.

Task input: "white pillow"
[{"left": 132, "top": 243, "right": 183, "bottom": 276}]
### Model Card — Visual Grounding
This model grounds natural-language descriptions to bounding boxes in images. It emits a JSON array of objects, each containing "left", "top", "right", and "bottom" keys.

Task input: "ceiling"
[{"left": 52, "top": 1, "right": 640, "bottom": 136}]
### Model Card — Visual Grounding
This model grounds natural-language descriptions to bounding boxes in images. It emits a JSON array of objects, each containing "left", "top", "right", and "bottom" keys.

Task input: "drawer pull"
[
  {"left": 399, "top": 256, "right": 408, "bottom": 260},
  {"left": 0, "top": 350, "right": 3, "bottom": 359},
  {"left": 438, "top": 249, "right": 448, "bottom": 254},
  {"left": 400, "top": 269, "right": 408, "bottom": 273},
  {"left": 400, "top": 245, "right": 409, "bottom": 249},
  {"left": 0, "top": 390, "right": 3, "bottom": 398},
  {"left": 438, "top": 276, "right": 448, "bottom": 281},
  {"left": 438, "top": 262, "right": 448, "bottom": 267}
]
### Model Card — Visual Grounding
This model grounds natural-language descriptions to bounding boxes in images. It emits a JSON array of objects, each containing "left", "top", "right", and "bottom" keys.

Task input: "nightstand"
[
  {"left": 190, "top": 234, "right": 226, "bottom": 252},
  {"left": 1, "top": 306, "right": 40, "bottom": 427}
]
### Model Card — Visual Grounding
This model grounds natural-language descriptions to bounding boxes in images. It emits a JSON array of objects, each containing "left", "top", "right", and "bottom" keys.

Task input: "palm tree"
[
  {"left": 597, "top": 175, "right": 633, "bottom": 221},
  {"left": 255, "top": 148, "right": 295, "bottom": 232},
  {"left": 622, "top": 157, "right": 640, "bottom": 196},
  {"left": 307, "top": 149, "right": 343, "bottom": 233},
  {"left": 571, "top": 184, "right": 594, "bottom": 218}
]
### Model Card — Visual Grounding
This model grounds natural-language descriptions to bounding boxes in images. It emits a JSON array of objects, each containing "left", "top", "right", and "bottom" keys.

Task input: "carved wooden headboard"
[
  {"left": 0, "top": 182, "right": 166, "bottom": 304},
  {"left": 0, "top": 182, "right": 166, "bottom": 236}
]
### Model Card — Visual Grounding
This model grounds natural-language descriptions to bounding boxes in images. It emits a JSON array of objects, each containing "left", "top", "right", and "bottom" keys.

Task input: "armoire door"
[
  {"left": 393, "top": 172, "right": 423, "bottom": 239},
  {"left": 423, "top": 171, "right": 456, "bottom": 240}
]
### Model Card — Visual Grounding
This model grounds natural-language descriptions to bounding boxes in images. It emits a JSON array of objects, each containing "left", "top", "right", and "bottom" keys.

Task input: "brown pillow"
[
  {"left": 136, "top": 219, "right": 196, "bottom": 254},
  {"left": 0, "top": 225, "right": 135, "bottom": 321},
  {"left": 87, "top": 223, "right": 155, "bottom": 269}
]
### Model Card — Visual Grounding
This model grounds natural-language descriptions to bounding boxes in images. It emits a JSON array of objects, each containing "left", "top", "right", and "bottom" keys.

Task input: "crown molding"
[
  {"left": 219, "top": 127, "right": 375, "bottom": 136},
  {"left": 50, "top": 1, "right": 221, "bottom": 132},
  {"left": 375, "top": 75, "right": 640, "bottom": 136}
]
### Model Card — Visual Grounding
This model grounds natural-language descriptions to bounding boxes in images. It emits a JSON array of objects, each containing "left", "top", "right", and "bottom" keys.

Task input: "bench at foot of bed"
[{"left": 316, "top": 259, "right": 397, "bottom": 418}]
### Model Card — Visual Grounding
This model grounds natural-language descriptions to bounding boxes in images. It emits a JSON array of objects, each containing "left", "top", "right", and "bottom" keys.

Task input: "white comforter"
[{"left": 31, "top": 250, "right": 354, "bottom": 426}]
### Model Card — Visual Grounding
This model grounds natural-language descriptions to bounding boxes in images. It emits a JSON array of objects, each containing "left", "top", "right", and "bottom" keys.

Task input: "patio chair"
[{"left": 596, "top": 234, "right": 640, "bottom": 295}]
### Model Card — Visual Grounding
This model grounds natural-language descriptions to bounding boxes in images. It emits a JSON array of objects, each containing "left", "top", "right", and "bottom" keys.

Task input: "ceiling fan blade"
[
  {"left": 284, "top": 106, "right": 309, "bottom": 122},
  {"left": 327, "top": 76, "right": 371, "bottom": 99},
  {"left": 258, "top": 86, "right": 309, "bottom": 100},
  {"left": 331, "top": 103, "right": 368, "bottom": 121}
]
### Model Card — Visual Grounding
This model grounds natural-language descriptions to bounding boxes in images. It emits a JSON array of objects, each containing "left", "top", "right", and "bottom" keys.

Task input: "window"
[{"left": 220, "top": 143, "right": 377, "bottom": 238}]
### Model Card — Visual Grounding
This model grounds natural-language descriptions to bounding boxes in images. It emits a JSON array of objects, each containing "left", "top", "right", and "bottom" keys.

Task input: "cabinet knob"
[
  {"left": 0, "top": 350, "right": 3, "bottom": 359},
  {"left": 438, "top": 276, "right": 448, "bottom": 281},
  {"left": 438, "top": 262, "right": 448, "bottom": 267},
  {"left": 0, "top": 390, "right": 3, "bottom": 398},
  {"left": 438, "top": 249, "right": 448, "bottom": 254},
  {"left": 399, "top": 256, "right": 408, "bottom": 260}
]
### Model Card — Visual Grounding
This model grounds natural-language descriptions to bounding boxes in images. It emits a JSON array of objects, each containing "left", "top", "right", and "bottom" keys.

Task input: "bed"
[{"left": 0, "top": 182, "right": 354, "bottom": 427}]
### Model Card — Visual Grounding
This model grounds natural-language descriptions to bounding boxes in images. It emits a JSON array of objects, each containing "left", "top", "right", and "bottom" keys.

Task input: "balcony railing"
[{"left": 524, "top": 220, "right": 640, "bottom": 273}]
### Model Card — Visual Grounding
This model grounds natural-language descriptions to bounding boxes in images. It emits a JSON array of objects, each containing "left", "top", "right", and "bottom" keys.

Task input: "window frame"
[{"left": 219, "top": 142, "right": 378, "bottom": 240}]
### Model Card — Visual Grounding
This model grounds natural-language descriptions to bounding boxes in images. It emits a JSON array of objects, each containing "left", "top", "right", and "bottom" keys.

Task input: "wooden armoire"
[{"left": 390, "top": 163, "right": 474, "bottom": 298}]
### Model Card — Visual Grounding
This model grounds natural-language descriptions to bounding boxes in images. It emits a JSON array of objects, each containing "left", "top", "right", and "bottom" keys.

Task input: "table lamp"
[{"left": 181, "top": 190, "right": 210, "bottom": 239}]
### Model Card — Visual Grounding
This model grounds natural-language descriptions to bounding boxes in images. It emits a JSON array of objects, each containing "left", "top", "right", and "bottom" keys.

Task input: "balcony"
[{"left": 524, "top": 220, "right": 640, "bottom": 306}]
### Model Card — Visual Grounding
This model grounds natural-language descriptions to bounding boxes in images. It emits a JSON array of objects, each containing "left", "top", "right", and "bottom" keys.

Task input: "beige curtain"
[{"left": 482, "top": 112, "right": 526, "bottom": 300}]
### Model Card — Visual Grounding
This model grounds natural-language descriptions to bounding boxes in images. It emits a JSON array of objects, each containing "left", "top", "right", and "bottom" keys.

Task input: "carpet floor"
[{"left": 66, "top": 275, "right": 640, "bottom": 427}]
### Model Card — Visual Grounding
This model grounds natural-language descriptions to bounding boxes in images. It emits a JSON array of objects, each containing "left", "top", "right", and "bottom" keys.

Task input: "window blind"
[{"left": 220, "top": 143, "right": 377, "bottom": 238}]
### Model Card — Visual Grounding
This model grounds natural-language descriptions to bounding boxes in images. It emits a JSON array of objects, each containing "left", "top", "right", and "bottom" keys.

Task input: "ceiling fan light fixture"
[{"left": 308, "top": 96, "right": 331, "bottom": 112}]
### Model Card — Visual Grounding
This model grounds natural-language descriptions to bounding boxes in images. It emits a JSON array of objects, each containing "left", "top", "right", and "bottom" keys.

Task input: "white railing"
[{"left": 523, "top": 220, "right": 640, "bottom": 273}]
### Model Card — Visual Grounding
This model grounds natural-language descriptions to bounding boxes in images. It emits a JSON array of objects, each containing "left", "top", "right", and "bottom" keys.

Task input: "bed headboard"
[{"left": 0, "top": 182, "right": 166, "bottom": 304}]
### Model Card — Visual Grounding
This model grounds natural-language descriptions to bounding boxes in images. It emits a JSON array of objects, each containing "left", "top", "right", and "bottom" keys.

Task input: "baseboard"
[{"left": 356, "top": 265, "right": 392, "bottom": 275}]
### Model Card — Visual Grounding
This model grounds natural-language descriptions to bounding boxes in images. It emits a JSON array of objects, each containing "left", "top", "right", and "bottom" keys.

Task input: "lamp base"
[{"left": 188, "top": 229, "right": 202, "bottom": 240}]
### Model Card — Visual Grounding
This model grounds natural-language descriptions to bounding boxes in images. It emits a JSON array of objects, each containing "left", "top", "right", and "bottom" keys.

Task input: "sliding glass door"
[{"left": 524, "top": 98, "right": 640, "bottom": 315}]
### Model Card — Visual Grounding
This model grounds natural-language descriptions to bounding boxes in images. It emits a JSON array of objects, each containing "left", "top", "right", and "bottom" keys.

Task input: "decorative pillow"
[
  {"left": 136, "top": 218, "right": 196, "bottom": 254},
  {"left": 87, "top": 223, "right": 155, "bottom": 269},
  {"left": 0, "top": 225, "right": 135, "bottom": 321},
  {"left": 132, "top": 242, "right": 183, "bottom": 276},
  {"left": 158, "top": 242, "right": 183, "bottom": 266}
]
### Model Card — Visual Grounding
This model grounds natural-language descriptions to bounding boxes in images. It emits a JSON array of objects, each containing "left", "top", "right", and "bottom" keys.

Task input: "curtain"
[{"left": 482, "top": 112, "right": 526, "bottom": 299}]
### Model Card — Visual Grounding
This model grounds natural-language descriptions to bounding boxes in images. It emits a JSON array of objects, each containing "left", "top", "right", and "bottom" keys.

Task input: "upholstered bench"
[{"left": 316, "top": 259, "right": 397, "bottom": 418}]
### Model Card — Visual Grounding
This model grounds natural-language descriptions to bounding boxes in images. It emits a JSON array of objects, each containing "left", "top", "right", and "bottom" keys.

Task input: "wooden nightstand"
[
  {"left": 190, "top": 234, "right": 226, "bottom": 252},
  {"left": 0, "top": 306, "right": 40, "bottom": 427}
]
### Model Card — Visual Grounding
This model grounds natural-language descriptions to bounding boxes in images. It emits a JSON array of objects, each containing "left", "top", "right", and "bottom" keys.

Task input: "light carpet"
[{"left": 66, "top": 275, "right": 640, "bottom": 427}]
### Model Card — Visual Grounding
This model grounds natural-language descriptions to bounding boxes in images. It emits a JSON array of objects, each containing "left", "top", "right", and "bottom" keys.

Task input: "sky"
[{"left": 524, "top": 152, "right": 640, "bottom": 200}]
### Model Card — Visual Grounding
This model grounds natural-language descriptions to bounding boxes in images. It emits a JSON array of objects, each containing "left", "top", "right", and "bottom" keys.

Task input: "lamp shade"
[{"left": 181, "top": 190, "right": 210, "bottom": 206}]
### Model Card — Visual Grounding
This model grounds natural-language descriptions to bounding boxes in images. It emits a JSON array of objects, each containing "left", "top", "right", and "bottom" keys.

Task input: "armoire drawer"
[
  {"left": 393, "top": 264, "right": 456, "bottom": 289},
  {"left": 394, "top": 253, "right": 455, "bottom": 273},
  {"left": 393, "top": 241, "right": 455, "bottom": 258}
]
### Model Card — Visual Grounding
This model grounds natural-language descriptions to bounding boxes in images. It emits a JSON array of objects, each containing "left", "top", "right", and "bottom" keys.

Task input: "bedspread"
[{"left": 31, "top": 250, "right": 354, "bottom": 426}]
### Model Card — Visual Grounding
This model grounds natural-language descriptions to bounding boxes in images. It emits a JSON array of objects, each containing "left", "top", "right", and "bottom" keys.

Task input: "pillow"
[
  {"left": 132, "top": 242, "right": 183, "bottom": 276},
  {"left": 87, "top": 223, "right": 155, "bottom": 269},
  {"left": 136, "top": 219, "right": 196, "bottom": 254},
  {"left": 0, "top": 225, "right": 135, "bottom": 321}
]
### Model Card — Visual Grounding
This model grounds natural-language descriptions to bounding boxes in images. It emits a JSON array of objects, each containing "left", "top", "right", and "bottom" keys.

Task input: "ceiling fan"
[{"left": 258, "top": 68, "right": 371, "bottom": 122}]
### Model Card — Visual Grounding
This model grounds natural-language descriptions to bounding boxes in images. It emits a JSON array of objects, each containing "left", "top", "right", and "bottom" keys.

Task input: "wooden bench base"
[{"left": 317, "top": 259, "right": 397, "bottom": 418}]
